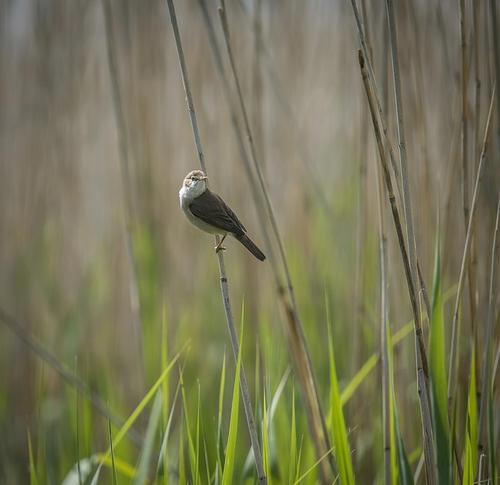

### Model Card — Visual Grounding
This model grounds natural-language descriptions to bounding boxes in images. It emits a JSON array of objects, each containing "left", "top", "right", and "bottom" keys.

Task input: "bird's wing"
[{"left": 189, "top": 189, "right": 246, "bottom": 236}]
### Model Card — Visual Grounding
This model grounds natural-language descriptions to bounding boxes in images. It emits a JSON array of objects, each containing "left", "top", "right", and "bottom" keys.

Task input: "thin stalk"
[
  {"left": 197, "top": 2, "right": 328, "bottom": 452},
  {"left": 383, "top": 18, "right": 437, "bottom": 481},
  {"left": 164, "top": 1, "right": 266, "bottom": 483},
  {"left": 196, "top": 10, "right": 334, "bottom": 468},
  {"left": 384, "top": 21, "right": 436, "bottom": 482},
  {"left": 459, "top": 0, "right": 470, "bottom": 231},
  {"left": 0, "top": 306, "right": 143, "bottom": 447},
  {"left": 477, "top": 196, "right": 500, "bottom": 455},
  {"left": 358, "top": 49, "right": 436, "bottom": 485},
  {"left": 385, "top": 0, "right": 426, "bottom": 371},
  {"left": 101, "top": 0, "right": 145, "bottom": 378},
  {"left": 375, "top": 138, "right": 390, "bottom": 485},
  {"left": 473, "top": 0, "right": 482, "bottom": 161},
  {"left": 196, "top": 0, "right": 279, "bottom": 279},
  {"left": 459, "top": 0, "right": 479, "bottom": 369},
  {"left": 349, "top": 0, "right": 432, "bottom": 323},
  {"left": 448, "top": 87, "right": 496, "bottom": 403},
  {"left": 217, "top": 4, "right": 334, "bottom": 481},
  {"left": 489, "top": 0, "right": 500, "bottom": 152},
  {"left": 348, "top": 0, "right": 401, "bottom": 185}
]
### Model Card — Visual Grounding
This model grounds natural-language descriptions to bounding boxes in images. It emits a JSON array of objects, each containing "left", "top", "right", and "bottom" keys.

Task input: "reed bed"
[{"left": 0, "top": 1, "right": 498, "bottom": 484}]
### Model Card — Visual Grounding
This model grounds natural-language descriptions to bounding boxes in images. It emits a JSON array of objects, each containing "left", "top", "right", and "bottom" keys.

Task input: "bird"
[{"left": 179, "top": 170, "right": 266, "bottom": 261}]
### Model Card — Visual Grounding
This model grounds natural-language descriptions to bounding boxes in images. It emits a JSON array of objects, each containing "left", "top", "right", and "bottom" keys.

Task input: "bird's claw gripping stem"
[{"left": 215, "top": 234, "right": 227, "bottom": 253}]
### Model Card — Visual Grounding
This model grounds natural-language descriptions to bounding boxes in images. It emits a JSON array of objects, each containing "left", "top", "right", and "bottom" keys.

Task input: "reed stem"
[{"left": 165, "top": 1, "right": 266, "bottom": 482}]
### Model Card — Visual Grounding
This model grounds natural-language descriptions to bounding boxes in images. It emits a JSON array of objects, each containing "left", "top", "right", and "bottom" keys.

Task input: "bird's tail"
[{"left": 237, "top": 234, "right": 266, "bottom": 261}]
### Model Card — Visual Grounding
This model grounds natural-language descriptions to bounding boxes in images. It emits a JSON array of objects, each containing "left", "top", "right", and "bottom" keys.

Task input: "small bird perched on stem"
[{"left": 179, "top": 170, "right": 266, "bottom": 261}]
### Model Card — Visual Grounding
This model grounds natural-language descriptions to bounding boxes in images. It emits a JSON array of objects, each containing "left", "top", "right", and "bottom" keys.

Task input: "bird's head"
[{"left": 181, "top": 170, "right": 208, "bottom": 198}]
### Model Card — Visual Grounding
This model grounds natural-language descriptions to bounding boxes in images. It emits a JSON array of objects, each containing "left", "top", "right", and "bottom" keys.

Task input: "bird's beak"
[{"left": 201, "top": 176, "right": 208, "bottom": 180}]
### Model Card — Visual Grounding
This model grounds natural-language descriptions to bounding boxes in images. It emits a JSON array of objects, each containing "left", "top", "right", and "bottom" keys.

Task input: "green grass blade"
[
  {"left": 195, "top": 380, "right": 201, "bottom": 485},
  {"left": 463, "top": 347, "right": 478, "bottom": 483},
  {"left": 179, "top": 370, "right": 200, "bottom": 484},
  {"left": 221, "top": 327, "right": 242, "bottom": 485},
  {"left": 156, "top": 378, "right": 181, "bottom": 478},
  {"left": 339, "top": 285, "right": 457, "bottom": 409},
  {"left": 295, "top": 435, "right": 304, "bottom": 484},
  {"left": 161, "top": 305, "right": 170, "bottom": 431},
  {"left": 178, "top": 413, "right": 186, "bottom": 485},
  {"left": 90, "top": 346, "right": 184, "bottom": 483},
  {"left": 341, "top": 354, "right": 378, "bottom": 406},
  {"left": 27, "top": 430, "right": 39, "bottom": 485},
  {"left": 288, "top": 386, "right": 297, "bottom": 485},
  {"left": 111, "top": 347, "right": 182, "bottom": 452},
  {"left": 386, "top": 323, "right": 414, "bottom": 485},
  {"left": 262, "top": 391, "right": 271, "bottom": 483},
  {"left": 134, "top": 390, "right": 163, "bottom": 485},
  {"left": 429, "top": 234, "right": 451, "bottom": 485},
  {"left": 292, "top": 444, "right": 335, "bottom": 485},
  {"left": 326, "top": 297, "right": 355, "bottom": 485},
  {"left": 100, "top": 455, "right": 136, "bottom": 478},
  {"left": 487, "top": 383, "right": 496, "bottom": 485},
  {"left": 108, "top": 419, "right": 118, "bottom": 485},
  {"left": 216, "top": 352, "right": 227, "bottom": 478}
]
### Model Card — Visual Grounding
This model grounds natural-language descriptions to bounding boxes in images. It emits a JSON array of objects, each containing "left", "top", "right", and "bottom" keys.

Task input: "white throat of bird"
[{"left": 179, "top": 177, "right": 207, "bottom": 203}]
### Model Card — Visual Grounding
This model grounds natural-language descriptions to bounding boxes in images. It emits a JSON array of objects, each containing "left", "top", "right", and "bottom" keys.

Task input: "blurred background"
[{"left": 0, "top": 0, "right": 499, "bottom": 483}]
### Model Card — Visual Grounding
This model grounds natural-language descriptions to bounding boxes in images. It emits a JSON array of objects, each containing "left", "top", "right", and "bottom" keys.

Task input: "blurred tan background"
[{"left": 1, "top": 0, "right": 499, "bottom": 482}]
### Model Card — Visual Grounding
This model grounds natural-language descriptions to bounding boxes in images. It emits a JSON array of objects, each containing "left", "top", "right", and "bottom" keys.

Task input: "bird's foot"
[{"left": 215, "top": 234, "right": 227, "bottom": 253}]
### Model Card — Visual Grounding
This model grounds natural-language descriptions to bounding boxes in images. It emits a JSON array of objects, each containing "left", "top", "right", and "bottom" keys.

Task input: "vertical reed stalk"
[
  {"left": 102, "top": 0, "right": 144, "bottom": 380},
  {"left": 196, "top": 0, "right": 279, "bottom": 277},
  {"left": 348, "top": 0, "right": 401, "bottom": 185},
  {"left": 459, "top": 0, "right": 470, "bottom": 229},
  {"left": 216, "top": 4, "right": 334, "bottom": 481},
  {"left": 198, "top": 5, "right": 334, "bottom": 480},
  {"left": 489, "top": 0, "right": 500, "bottom": 152},
  {"left": 358, "top": 48, "right": 436, "bottom": 485},
  {"left": 448, "top": 87, "right": 496, "bottom": 405},
  {"left": 375, "top": 142, "right": 390, "bottom": 485},
  {"left": 165, "top": 2, "right": 266, "bottom": 482},
  {"left": 384, "top": 3, "right": 437, "bottom": 480},
  {"left": 350, "top": 0, "right": 432, "bottom": 325},
  {"left": 477, "top": 197, "right": 500, "bottom": 462}
]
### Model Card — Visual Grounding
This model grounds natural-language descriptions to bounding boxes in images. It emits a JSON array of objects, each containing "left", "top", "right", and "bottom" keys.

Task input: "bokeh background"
[{"left": 0, "top": 0, "right": 499, "bottom": 483}]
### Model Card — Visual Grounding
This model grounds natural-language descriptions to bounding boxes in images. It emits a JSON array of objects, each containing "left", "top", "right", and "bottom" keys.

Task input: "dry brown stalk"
[
  {"left": 358, "top": 47, "right": 436, "bottom": 484},
  {"left": 216, "top": 3, "right": 334, "bottom": 481},
  {"left": 477, "top": 197, "right": 500, "bottom": 465}
]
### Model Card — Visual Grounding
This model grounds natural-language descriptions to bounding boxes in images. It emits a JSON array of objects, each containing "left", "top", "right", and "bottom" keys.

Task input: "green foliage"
[
  {"left": 221, "top": 319, "right": 242, "bottom": 485},
  {"left": 326, "top": 298, "right": 355, "bottom": 485},
  {"left": 463, "top": 348, "right": 477, "bottom": 484},
  {"left": 429, "top": 234, "right": 451, "bottom": 485},
  {"left": 386, "top": 324, "right": 414, "bottom": 485}
]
